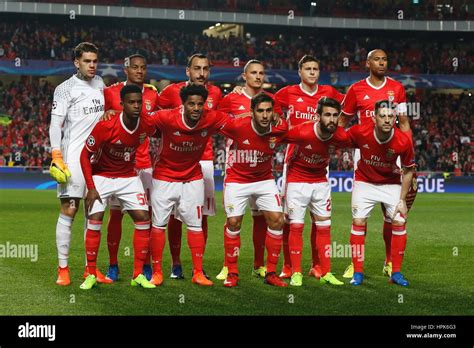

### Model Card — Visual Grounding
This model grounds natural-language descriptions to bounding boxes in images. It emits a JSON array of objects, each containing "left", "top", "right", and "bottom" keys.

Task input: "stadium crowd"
[
  {"left": 25, "top": 0, "right": 473, "bottom": 20},
  {"left": 1, "top": 17, "right": 473, "bottom": 74},
  {"left": 0, "top": 77, "right": 472, "bottom": 175}
]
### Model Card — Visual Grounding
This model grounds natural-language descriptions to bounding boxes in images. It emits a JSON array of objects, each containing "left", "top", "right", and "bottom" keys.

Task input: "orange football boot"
[
  {"left": 279, "top": 264, "right": 292, "bottom": 279},
  {"left": 264, "top": 272, "right": 288, "bottom": 287},
  {"left": 192, "top": 271, "right": 214, "bottom": 286},
  {"left": 150, "top": 272, "right": 164, "bottom": 286},
  {"left": 56, "top": 266, "right": 71, "bottom": 286}
]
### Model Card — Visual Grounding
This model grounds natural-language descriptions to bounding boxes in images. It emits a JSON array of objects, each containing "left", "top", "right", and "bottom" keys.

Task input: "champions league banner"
[
  {"left": 1, "top": 60, "right": 474, "bottom": 88},
  {"left": 1, "top": 168, "right": 472, "bottom": 194}
]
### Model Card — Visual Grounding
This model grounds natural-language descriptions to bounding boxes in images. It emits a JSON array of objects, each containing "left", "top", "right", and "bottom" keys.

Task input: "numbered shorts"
[
  {"left": 200, "top": 160, "right": 216, "bottom": 216},
  {"left": 89, "top": 175, "right": 148, "bottom": 215},
  {"left": 109, "top": 167, "right": 153, "bottom": 210},
  {"left": 351, "top": 181, "right": 405, "bottom": 223},
  {"left": 57, "top": 161, "right": 86, "bottom": 199},
  {"left": 151, "top": 179, "right": 204, "bottom": 228},
  {"left": 285, "top": 182, "right": 331, "bottom": 223},
  {"left": 224, "top": 179, "right": 282, "bottom": 218}
]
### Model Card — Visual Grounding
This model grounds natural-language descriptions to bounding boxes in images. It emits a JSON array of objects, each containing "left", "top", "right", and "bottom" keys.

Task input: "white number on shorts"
[{"left": 136, "top": 193, "right": 148, "bottom": 205}]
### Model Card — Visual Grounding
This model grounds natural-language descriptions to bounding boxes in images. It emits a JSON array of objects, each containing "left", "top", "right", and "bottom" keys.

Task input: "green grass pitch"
[{"left": 0, "top": 189, "right": 472, "bottom": 315}]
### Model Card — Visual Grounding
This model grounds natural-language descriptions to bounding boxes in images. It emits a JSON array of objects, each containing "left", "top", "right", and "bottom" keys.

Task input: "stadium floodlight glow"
[
  {"left": 216, "top": 23, "right": 221, "bottom": 26},
  {"left": 209, "top": 26, "right": 215, "bottom": 29},
  {"left": 311, "top": 2, "right": 316, "bottom": 6}
]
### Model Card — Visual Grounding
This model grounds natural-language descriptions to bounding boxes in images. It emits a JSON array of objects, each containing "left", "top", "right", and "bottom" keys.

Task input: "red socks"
[
  {"left": 315, "top": 220, "right": 331, "bottom": 276},
  {"left": 150, "top": 227, "right": 166, "bottom": 273},
  {"left": 350, "top": 224, "right": 366, "bottom": 273},
  {"left": 133, "top": 221, "right": 151, "bottom": 278},
  {"left": 224, "top": 227, "right": 241, "bottom": 274},
  {"left": 383, "top": 218, "right": 392, "bottom": 264},
  {"left": 167, "top": 215, "right": 182, "bottom": 266},
  {"left": 265, "top": 228, "right": 283, "bottom": 273},
  {"left": 310, "top": 222, "right": 320, "bottom": 267},
  {"left": 288, "top": 223, "right": 304, "bottom": 273},
  {"left": 391, "top": 224, "right": 407, "bottom": 273},
  {"left": 107, "top": 209, "right": 123, "bottom": 265},
  {"left": 282, "top": 222, "right": 291, "bottom": 269},
  {"left": 85, "top": 220, "right": 102, "bottom": 276},
  {"left": 187, "top": 229, "right": 205, "bottom": 274},
  {"left": 252, "top": 214, "right": 267, "bottom": 268}
]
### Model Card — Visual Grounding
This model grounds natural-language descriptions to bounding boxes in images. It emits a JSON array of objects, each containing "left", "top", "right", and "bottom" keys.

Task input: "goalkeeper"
[{"left": 49, "top": 42, "right": 106, "bottom": 286}]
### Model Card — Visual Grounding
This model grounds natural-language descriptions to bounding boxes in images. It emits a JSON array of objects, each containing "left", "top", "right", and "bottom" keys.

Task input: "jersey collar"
[
  {"left": 366, "top": 77, "right": 387, "bottom": 90},
  {"left": 373, "top": 127, "right": 394, "bottom": 144},
  {"left": 120, "top": 112, "right": 140, "bottom": 134},
  {"left": 299, "top": 83, "right": 319, "bottom": 97}
]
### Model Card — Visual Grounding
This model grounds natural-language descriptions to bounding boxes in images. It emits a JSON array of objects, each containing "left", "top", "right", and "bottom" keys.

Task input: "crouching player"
[
  {"left": 79, "top": 85, "right": 155, "bottom": 289},
  {"left": 283, "top": 97, "right": 348, "bottom": 286},
  {"left": 220, "top": 93, "right": 289, "bottom": 287},
  {"left": 347, "top": 100, "right": 415, "bottom": 287}
]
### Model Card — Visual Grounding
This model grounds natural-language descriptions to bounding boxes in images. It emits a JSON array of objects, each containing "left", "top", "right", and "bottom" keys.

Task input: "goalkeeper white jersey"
[{"left": 51, "top": 75, "right": 105, "bottom": 163}]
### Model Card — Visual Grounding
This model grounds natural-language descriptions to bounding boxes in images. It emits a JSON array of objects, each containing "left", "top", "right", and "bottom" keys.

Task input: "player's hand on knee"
[
  {"left": 85, "top": 188, "right": 102, "bottom": 214},
  {"left": 393, "top": 199, "right": 408, "bottom": 220},
  {"left": 50, "top": 149, "right": 71, "bottom": 184}
]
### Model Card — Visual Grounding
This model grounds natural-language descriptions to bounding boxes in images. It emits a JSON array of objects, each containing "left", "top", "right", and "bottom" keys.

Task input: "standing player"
[
  {"left": 283, "top": 97, "right": 348, "bottom": 287},
  {"left": 274, "top": 55, "right": 345, "bottom": 280},
  {"left": 338, "top": 49, "right": 416, "bottom": 279},
  {"left": 158, "top": 53, "right": 222, "bottom": 279},
  {"left": 220, "top": 93, "right": 288, "bottom": 287},
  {"left": 79, "top": 85, "right": 155, "bottom": 290},
  {"left": 102, "top": 54, "right": 160, "bottom": 281},
  {"left": 49, "top": 42, "right": 106, "bottom": 286},
  {"left": 144, "top": 84, "right": 230, "bottom": 287},
  {"left": 346, "top": 100, "right": 415, "bottom": 287},
  {"left": 216, "top": 59, "right": 282, "bottom": 280}
]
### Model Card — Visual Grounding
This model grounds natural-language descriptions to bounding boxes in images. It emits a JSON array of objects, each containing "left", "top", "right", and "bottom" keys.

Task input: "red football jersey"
[
  {"left": 220, "top": 117, "right": 288, "bottom": 184},
  {"left": 275, "top": 83, "right": 345, "bottom": 165},
  {"left": 347, "top": 123, "right": 415, "bottom": 185},
  {"left": 218, "top": 89, "right": 282, "bottom": 117},
  {"left": 158, "top": 81, "right": 222, "bottom": 161},
  {"left": 83, "top": 113, "right": 152, "bottom": 188},
  {"left": 104, "top": 82, "right": 160, "bottom": 169},
  {"left": 284, "top": 122, "right": 350, "bottom": 183},
  {"left": 275, "top": 83, "right": 344, "bottom": 126},
  {"left": 341, "top": 77, "right": 407, "bottom": 125},
  {"left": 142, "top": 107, "right": 228, "bottom": 182}
]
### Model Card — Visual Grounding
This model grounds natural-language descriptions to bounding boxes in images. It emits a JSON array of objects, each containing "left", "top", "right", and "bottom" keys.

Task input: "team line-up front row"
[{"left": 49, "top": 42, "right": 416, "bottom": 290}]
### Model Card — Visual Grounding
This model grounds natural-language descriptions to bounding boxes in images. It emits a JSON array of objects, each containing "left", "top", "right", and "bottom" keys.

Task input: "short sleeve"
[
  {"left": 401, "top": 138, "right": 416, "bottom": 168},
  {"left": 217, "top": 94, "right": 233, "bottom": 114},
  {"left": 330, "top": 86, "right": 345, "bottom": 104},
  {"left": 158, "top": 85, "right": 175, "bottom": 109},
  {"left": 274, "top": 87, "right": 289, "bottom": 113},
  {"left": 341, "top": 85, "right": 357, "bottom": 116},
  {"left": 396, "top": 84, "right": 407, "bottom": 114}
]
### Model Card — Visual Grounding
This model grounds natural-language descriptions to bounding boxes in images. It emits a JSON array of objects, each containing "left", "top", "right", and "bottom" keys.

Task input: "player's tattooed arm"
[{"left": 394, "top": 165, "right": 415, "bottom": 219}]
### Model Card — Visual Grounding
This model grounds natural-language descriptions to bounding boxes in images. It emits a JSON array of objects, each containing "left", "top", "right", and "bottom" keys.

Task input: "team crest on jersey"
[
  {"left": 328, "top": 145, "right": 335, "bottom": 154},
  {"left": 145, "top": 100, "right": 152, "bottom": 111},
  {"left": 386, "top": 148, "right": 396, "bottom": 160},
  {"left": 269, "top": 137, "right": 277, "bottom": 149},
  {"left": 87, "top": 135, "right": 95, "bottom": 147},
  {"left": 387, "top": 90, "right": 395, "bottom": 102},
  {"left": 207, "top": 97, "right": 214, "bottom": 109},
  {"left": 201, "top": 130, "right": 208, "bottom": 137},
  {"left": 226, "top": 204, "right": 234, "bottom": 213},
  {"left": 139, "top": 132, "right": 147, "bottom": 144}
]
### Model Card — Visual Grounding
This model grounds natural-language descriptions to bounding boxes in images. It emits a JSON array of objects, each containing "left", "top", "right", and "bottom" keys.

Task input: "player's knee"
[
  {"left": 392, "top": 219, "right": 405, "bottom": 227},
  {"left": 131, "top": 210, "right": 150, "bottom": 222},
  {"left": 267, "top": 213, "right": 284, "bottom": 230},
  {"left": 227, "top": 217, "right": 242, "bottom": 231},
  {"left": 352, "top": 218, "right": 367, "bottom": 227}
]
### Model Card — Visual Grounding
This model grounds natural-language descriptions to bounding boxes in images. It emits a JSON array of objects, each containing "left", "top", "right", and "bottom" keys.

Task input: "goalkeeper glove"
[{"left": 50, "top": 149, "right": 71, "bottom": 184}]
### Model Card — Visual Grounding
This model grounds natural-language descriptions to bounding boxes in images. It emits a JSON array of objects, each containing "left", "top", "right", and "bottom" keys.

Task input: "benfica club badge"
[
  {"left": 269, "top": 137, "right": 276, "bottom": 149},
  {"left": 386, "top": 148, "right": 396, "bottom": 160},
  {"left": 201, "top": 130, "right": 208, "bottom": 137},
  {"left": 328, "top": 145, "right": 335, "bottom": 154},
  {"left": 145, "top": 100, "right": 152, "bottom": 111},
  {"left": 207, "top": 97, "right": 214, "bottom": 109},
  {"left": 139, "top": 133, "right": 147, "bottom": 144},
  {"left": 387, "top": 90, "right": 395, "bottom": 102}
]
